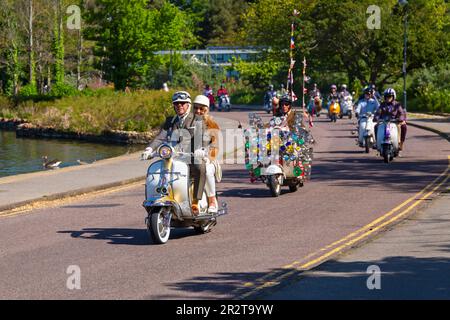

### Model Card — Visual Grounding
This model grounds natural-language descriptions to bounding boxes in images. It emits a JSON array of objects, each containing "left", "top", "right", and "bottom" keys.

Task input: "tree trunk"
[
  {"left": 77, "top": 29, "right": 82, "bottom": 90},
  {"left": 28, "top": 0, "right": 35, "bottom": 86}
]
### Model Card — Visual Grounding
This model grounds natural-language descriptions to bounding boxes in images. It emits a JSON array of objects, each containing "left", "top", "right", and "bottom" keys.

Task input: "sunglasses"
[{"left": 173, "top": 101, "right": 189, "bottom": 106}]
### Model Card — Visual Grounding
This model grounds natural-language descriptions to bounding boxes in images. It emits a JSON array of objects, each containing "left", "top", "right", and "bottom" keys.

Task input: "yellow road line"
[{"left": 237, "top": 156, "right": 450, "bottom": 299}]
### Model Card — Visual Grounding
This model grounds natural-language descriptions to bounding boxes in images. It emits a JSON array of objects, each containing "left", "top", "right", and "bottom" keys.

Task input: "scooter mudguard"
[{"left": 143, "top": 198, "right": 182, "bottom": 219}]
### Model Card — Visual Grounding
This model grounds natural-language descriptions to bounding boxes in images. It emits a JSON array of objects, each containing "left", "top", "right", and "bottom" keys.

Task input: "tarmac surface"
[{"left": 0, "top": 108, "right": 448, "bottom": 299}]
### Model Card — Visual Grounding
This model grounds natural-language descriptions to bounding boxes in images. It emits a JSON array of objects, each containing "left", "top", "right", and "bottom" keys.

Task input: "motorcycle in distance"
[
  {"left": 328, "top": 98, "right": 341, "bottom": 122},
  {"left": 245, "top": 114, "right": 314, "bottom": 197},
  {"left": 357, "top": 112, "right": 376, "bottom": 153},
  {"left": 340, "top": 95, "right": 353, "bottom": 119},
  {"left": 142, "top": 143, "right": 228, "bottom": 244},
  {"left": 376, "top": 116, "right": 400, "bottom": 163},
  {"left": 264, "top": 96, "right": 274, "bottom": 114},
  {"left": 217, "top": 94, "right": 231, "bottom": 112}
]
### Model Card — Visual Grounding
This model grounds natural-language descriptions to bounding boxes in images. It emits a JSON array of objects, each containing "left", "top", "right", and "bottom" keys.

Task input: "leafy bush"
[
  {"left": 18, "top": 84, "right": 38, "bottom": 99},
  {"left": 408, "top": 63, "right": 450, "bottom": 113},
  {"left": 231, "top": 57, "right": 283, "bottom": 90},
  {"left": 0, "top": 89, "right": 176, "bottom": 134},
  {"left": 230, "top": 87, "right": 264, "bottom": 105},
  {"left": 49, "top": 83, "right": 79, "bottom": 98}
]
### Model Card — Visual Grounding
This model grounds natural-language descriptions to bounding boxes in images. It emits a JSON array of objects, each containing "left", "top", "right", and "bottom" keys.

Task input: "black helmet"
[{"left": 279, "top": 94, "right": 292, "bottom": 106}]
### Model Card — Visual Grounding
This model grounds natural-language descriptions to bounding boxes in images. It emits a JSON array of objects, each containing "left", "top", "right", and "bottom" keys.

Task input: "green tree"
[
  {"left": 170, "top": 0, "right": 250, "bottom": 46},
  {"left": 0, "top": 0, "right": 23, "bottom": 96},
  {"left": 52, "top": 0, "right": 65, "bottom": 85},
  {"left": 85, "top": 0, "right": 195, "bottom": 90},
  {"left": 240, "top": 0, "right": 449, "bottom": 91}
]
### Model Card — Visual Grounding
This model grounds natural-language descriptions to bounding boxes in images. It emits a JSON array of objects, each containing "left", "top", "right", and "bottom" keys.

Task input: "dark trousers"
[{"left": 190, "top": 163, "right": 206, "bottom": 201}]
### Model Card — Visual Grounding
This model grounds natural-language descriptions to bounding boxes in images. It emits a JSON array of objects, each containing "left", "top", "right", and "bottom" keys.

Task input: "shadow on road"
[
  {"left": 62, "top": 204, "right": 123, "bottom": 209},
  {"left": 152, "top": 255, "right": 450, "bottom": 299},
  {"left": 311, "top": 158, "right": 447, "bottom": 193},
  {"left": 58, "top": 227, "right": 199, "bottom": 245}
]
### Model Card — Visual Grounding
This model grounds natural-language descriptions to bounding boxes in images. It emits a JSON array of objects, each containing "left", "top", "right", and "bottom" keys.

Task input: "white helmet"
[
  {"left": 193, "top": 95, "right": 210, "bottom": 108},
  {"left": 383, "top": 88, "right": 396, "bottom": 100},
  {"left": 172, "top": 91, "right": 191, "bottom": 104}
]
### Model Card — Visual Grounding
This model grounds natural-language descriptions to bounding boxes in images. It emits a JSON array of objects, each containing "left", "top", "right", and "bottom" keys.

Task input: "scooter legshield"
[{"left": 145, "top": 159, "right": 192, "bottom": 217}]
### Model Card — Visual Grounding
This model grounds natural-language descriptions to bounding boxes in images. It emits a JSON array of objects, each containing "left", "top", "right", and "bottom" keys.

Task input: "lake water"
[{"left": 0, "top": 130, "right": 142, "bottom": 178}]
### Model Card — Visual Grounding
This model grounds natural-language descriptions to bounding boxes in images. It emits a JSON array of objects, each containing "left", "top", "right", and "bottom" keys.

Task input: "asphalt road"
[{"left": 0, "top": 109, "right": 448, "bottom": 299}]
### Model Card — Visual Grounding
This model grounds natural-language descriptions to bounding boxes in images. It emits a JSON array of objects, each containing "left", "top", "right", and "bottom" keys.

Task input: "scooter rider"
[
  {"left": 374, "top": 88, "right": 407, "bottom": 151},
  {"left": 192, "top": 95, "right": 221, "bottom": 214},
  {"left": 142, "top": 91, "right": 209, "bottom": 214},
  {"left": 264, "top": 84, "right": 277, "bottom": 107},
  {"left": 327, "top": 84, "right": 340, "bottom": 108},
  {"left": 310, "top": 83, "right": 321, "bottom": 99},
  {"left": 355, "top": 87, "right": 380, "bottom": 147},
  {"left": 355, "top": 87, "right": 380, "bottom": 118},
  {"left": 275, "top": 94, "right": 297, "bottom": 131},
  {"left": 217, "top": 84, "right": 228, "bottom": 98},
  {"left": 339, "top": 84, "right": 350, "bottom": 99}
]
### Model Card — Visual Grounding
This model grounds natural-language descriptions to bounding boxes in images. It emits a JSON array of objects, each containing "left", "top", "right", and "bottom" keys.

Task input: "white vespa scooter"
[
  {"left": 376, "top": 117, "right": 400, "bottom": 163},
  {"left": 358, "top": 112, "right": 376, "bottom": 153},
  {"left": 143, "top": 143, "right": 227, "bottom": 244},
  {"left": 217, "top": 94, "right": 231, "bottom": 112},
  {"left": 340, "top": 95, "right": 354, "bottom": 119}
]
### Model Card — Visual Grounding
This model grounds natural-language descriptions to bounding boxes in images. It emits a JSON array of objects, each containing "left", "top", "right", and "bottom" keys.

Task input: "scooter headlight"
[{"left": 158, "top": 145, "right": 173, "bottom": 159}]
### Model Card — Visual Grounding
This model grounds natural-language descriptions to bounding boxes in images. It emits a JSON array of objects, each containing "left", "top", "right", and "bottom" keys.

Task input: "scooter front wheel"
[
  {"left": 382, "top": 147, "right": 391, "bottom": 163},
  {"left": 148, "top": 208, "right": 171, "bottom": 244},
  {"left": 268, "top": 175, "right": 282, "bottom": 197},
  {"left": 365, "top": 137, "right": 370, "bottom": 153}
]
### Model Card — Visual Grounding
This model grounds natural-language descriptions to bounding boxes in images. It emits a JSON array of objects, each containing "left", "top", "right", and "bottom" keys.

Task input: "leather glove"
[
  {"left": 194, "top": 148, "right": 207, "bottom": 158},
  {"left": 141, "top": 147, "right": 154, "bottom": 160}
]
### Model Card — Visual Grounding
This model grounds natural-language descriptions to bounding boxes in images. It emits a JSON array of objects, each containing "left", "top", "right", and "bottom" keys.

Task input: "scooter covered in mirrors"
[
  {"left": 244, "top": 113, "right": 314, "bottom": 197},
  {"left": 376, "top": 116, "right": 400, "bottom": 163},
  {"left": 357, "top": 112, "right": 376, "bottom": 153},
  {"left": 142, "top": 143, "right": 228, "bottom": 244}
]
